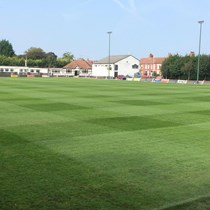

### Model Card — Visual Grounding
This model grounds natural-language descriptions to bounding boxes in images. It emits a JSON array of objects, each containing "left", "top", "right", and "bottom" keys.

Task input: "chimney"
[
  {"left": 189, "top": 51, "right": 195, "bottom": 57},
  {"left": 149, "top": 53, "right": 154, "bottom": 58}
]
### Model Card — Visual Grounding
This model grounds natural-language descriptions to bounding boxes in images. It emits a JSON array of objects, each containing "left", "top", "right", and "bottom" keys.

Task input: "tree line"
[
  {"left": 0, "top": 39, "right": 74, "bottom": 68},
  {"left": 1, "top": 39, "right": 210, "bottom": 80},
  {"left": 161, "top": 53, "right": 210, "bottom": 80}
]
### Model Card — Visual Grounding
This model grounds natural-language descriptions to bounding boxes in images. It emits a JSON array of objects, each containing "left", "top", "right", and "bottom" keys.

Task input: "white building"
[
  {"left": 0, "top": 66, "right": 63, "bottom": 76},
  {"left": 92, "top": 55, "right": 139, "bottom": 78},
  {"left": 63, "top": 59, "right": 92, "bottom": 77},
  {"left": 0, "top": 66, "right": 50, "bottom": 75}
]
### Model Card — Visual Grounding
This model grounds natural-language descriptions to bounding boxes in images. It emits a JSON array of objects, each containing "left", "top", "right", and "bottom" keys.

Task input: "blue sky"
[{"left": 0, "top": 0, "right": 209, "bottom": 60}]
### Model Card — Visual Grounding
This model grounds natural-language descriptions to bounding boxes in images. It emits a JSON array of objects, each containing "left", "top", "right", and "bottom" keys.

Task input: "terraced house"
[{"left": 140, "top": 54, "right": 166, "bottom": 77}]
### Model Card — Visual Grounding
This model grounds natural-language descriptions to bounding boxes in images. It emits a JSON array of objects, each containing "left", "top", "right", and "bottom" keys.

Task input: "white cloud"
[
  {"left": 113, "top": 0, "right": 128, "bottom": 11},
  {"left": 112, "top": 0, "right": 138, "bottom": 17}
]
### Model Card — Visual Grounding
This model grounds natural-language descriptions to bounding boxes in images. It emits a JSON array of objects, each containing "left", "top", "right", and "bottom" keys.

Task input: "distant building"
[
  {"left": 140, "top": 54, "right": 166, "bottom": 77},
  {"left": 0, "top": 66, "right": 49, "bottom": 76},
  {"left": 0, "top": 66, "right": 65, "bottom": 77},
  {"left": 188, "top": 51, "right": 195, "bottom": 57},
  {"left": 92, "top": 55, "right": 139, "bottom": 78},
  {"left": 63, "top": 59, "right": 92, "bottom": 77}
]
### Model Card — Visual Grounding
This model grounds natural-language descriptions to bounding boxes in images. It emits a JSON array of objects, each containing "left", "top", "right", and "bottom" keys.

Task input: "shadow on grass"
[
  {"left": 0, "top": 129, "right": 154, "bottom": 210},
  {"left": 160, "top": 195, "right": 210, "bottom": 210}
]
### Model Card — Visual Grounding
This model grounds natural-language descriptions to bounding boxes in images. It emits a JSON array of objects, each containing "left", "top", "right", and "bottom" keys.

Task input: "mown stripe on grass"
[
  {"left": 111, "top": 99, "right": 167, "bottom": 106},
  {"left": 21, "top": 103, "right": 89, "bottom": 112},
  {"left": 87, "top": 116, "right": 181, "bottom": 131},
  {"left": 190, "top": 110, "right": 210, "bottom": 115},
  {"left": 0, "top": 129, "right": 26, "bottom": 146},
  {"left": 9, "top": 120, "right": 122, "bottom": 142}
]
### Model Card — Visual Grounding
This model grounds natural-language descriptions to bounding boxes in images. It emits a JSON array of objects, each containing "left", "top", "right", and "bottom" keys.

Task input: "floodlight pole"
[
  {"left": 25, "top": 55, "right": 27, "bottom": 67},
  {"left": 196, "top": 20, "right": 204, "bottom": 84},
  {"left": 107, "top": 31, "right": 112, "bottom": 79}
]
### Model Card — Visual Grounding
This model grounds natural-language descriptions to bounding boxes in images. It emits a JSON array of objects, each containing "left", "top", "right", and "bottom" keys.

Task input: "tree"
[
  {"left": 55, "top": 58, "right": 69, "bottom": 68},
  {"left": 0, "top": 39, "right": 15, "bottom": 57},
  {"left": 199, "top": 55, "right": 210, "bottom": 80},
  {"left": 62, "top": 52, "right": 74, "bottom": 63},
  {"left": 25, "top": 47, "right": 46, "bottom": 60},
  {"left": 179, "top": 55, "right": 196, "bottom": 80},
  {"left": 181, "top": 60, "right": 194, "bottom": 80},
  {"left": 45, "top": 52, "right": 57, "bottom": 68},
  {"left": 55, "top": 52, "right": 74, "bottom": 68},
  {"left": 161, "top": 55, "right": 183, "bottom": 79},
  {"left": 161, "top": 54, "right": 194, "bottom": 79}
]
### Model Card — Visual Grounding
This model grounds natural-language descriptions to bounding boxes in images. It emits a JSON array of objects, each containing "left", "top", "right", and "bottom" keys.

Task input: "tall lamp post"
[
  {"left": 107, "top": 31, "right": 112, "bottom": 79},
  {"left": 197, "top": 20, "right": 204, "bottom": 84}
]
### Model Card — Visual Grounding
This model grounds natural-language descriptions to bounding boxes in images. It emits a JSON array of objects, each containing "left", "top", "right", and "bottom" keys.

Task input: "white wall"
[
  {"left": 0, "top": 66, "right": 62, "bottom": 75},
  {"left": 0, "top": 66, "right": 28, "bottom": 74},
  {"left": 115, "top": 56, "right": 139, "bottom": 76},
  {"left": 51, "top": 68, "right": 68, "bottom": 76},
  {"left": 92, "top": 64, "right": 114, "bottom": 77},
  {"left": 29, "top": 67, "right": 48, "bottom": 74},
  {"left": 92, "top": 56, "right": 139, "bottom": 77}
]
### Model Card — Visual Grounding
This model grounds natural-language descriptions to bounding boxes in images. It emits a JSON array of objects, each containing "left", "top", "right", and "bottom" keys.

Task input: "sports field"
[{"left": 1, "top": 77, "right": 210, "bottom": 210}]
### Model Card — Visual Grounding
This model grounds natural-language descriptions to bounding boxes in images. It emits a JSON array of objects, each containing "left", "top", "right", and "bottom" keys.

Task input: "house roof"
[
  {"left": 63, "top": 59, "right": 92, "bottom": 69},
  {"left": 94, "top": 55, "right": 132, "bottom": 64},
  {"left": 140, "top": 57, "right": 166, "bottom": 64},
  {"left": 140, "top": 54, "right": 166, "bottom": 65}
]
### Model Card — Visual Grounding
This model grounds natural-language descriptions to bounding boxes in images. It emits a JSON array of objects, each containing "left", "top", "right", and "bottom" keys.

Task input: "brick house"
[{"left": 140, "top": 54, "right": 166, "bottom": 77}]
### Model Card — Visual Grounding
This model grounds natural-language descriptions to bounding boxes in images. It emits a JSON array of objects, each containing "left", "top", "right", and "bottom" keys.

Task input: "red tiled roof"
[
  {"left": 140, "top": 55, "right": 166, "bottom": 65},
  {"left": 86, "top": 60, "right": 94, "bottom": 65},
  {"left": 63, "top": 59, "right": 92, "bottom": 69}
]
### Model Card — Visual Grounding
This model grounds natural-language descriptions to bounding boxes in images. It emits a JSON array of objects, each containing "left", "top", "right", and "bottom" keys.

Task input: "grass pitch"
[{"left": 1, "top": 77, "right": 210, "bottom": 210}]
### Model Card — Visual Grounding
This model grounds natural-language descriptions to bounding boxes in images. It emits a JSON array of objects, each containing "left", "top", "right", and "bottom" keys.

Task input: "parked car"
[
  {"left": 126, "top": 75, "right": 132, "bottom": 78},
  {"left": 117, "top": 75, "right": 126, "bottom": 80}
]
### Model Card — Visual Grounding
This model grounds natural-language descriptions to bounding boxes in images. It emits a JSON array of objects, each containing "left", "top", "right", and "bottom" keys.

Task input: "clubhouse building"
[{"left": 92, "top": 55, "right": 139, "bottom": 78}]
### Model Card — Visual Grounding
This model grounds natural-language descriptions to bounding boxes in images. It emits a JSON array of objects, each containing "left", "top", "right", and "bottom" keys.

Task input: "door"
[{"left": 74, "top": 70, "right": 79, "bottom": 76}]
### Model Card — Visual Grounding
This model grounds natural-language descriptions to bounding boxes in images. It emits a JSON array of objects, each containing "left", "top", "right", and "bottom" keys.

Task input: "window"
[
  {"left": 145, "top": 64, "right": 150, "bottom": 69},
  {"left": 115, "top": 65, "right": 118, "bottom": 70},
  {"left": 82, "top": 70, "right": 88, "bottom": 73},
  {"left": 132, "top": 64, "right": 138, "bottom": 69}
]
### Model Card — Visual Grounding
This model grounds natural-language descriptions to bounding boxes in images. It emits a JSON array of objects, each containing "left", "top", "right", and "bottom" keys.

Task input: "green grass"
[{"left": 1, "top": 77, "right": 210, "bottom": 210}]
